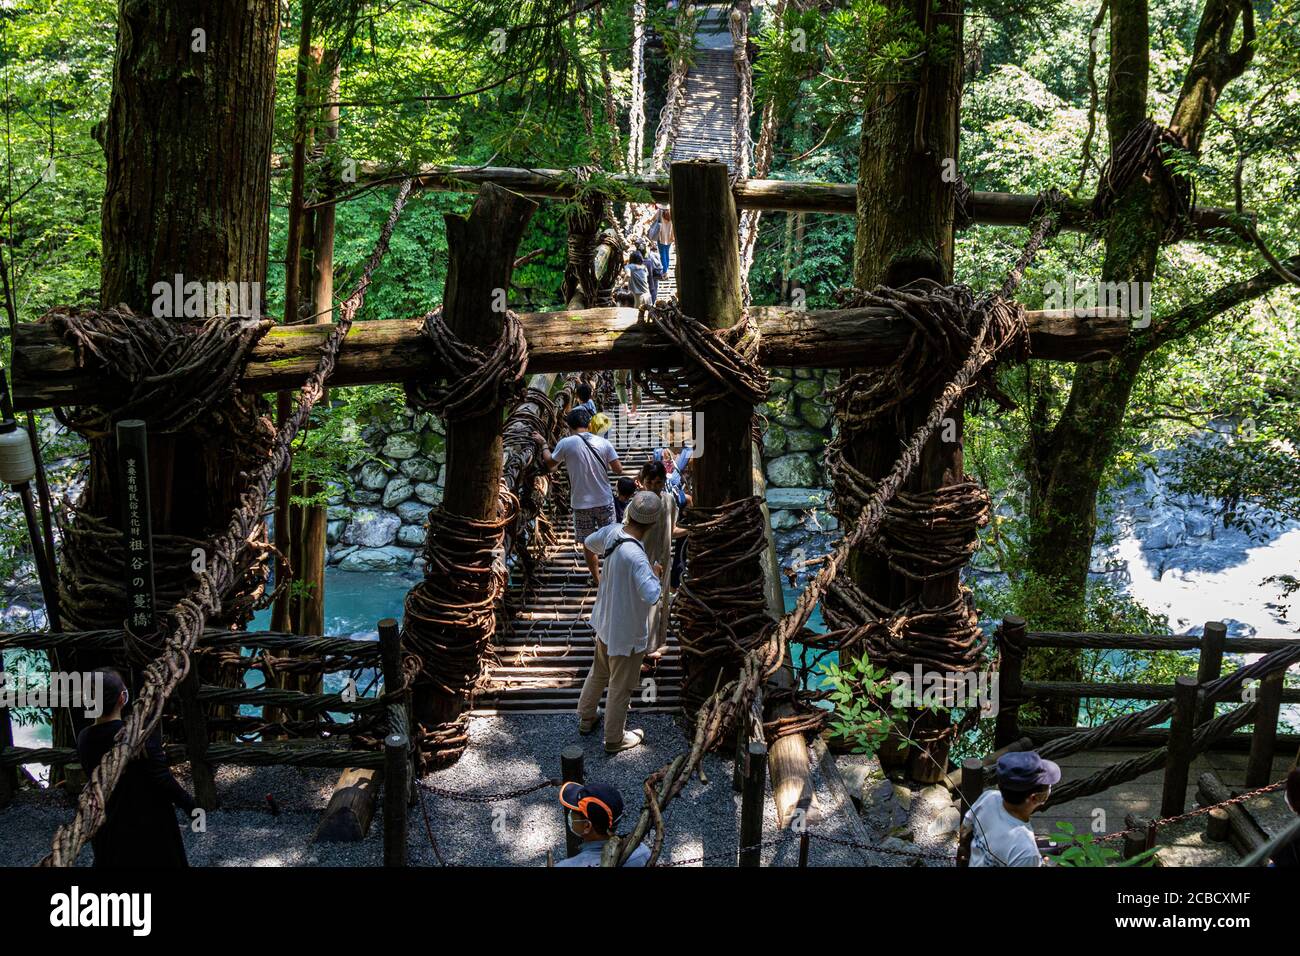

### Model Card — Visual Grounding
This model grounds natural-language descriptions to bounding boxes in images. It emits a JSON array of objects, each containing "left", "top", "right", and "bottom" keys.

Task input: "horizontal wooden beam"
[
  {"left": 354, "top": 163, "right": 1249, "bottom": 239},
  {"left": 11, "top": 305, "right": 1129, "bottom": 410}
]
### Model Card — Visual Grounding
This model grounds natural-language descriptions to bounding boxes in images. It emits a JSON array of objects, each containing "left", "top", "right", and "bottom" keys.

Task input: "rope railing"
[
  {"left": 36, "top": 179, "right": 417, "bottom": 867},
  {"left": 608, "top": 196, "right": 1066, "bottom": 865}
]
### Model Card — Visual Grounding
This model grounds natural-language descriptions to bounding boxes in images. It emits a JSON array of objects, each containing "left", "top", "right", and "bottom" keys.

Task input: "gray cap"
[{"left": 626, "top": 490, "right": 663, "bottom": 524}]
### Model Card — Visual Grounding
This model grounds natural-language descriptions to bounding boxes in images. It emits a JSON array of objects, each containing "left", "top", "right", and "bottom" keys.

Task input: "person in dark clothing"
[
  {"left": 75, "top": 668, "right": 196, "bottom": 867},
  {"left": 1271, "top": 768, "right": 1300, "bottom": 867},
  {"left": 614, "top": 476, "right": 638, "bottom": 522}
]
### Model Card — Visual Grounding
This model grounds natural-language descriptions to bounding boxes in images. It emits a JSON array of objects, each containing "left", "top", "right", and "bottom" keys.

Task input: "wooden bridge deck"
[
  {"left": 656, "top": 7, "right": 737, "bottom": 303},
  {"left": 472, "top": 395, "right": 688, "bottom": 715},
  {"left": 1036, "top": 748, "right": 1296, "bottom": 864}
]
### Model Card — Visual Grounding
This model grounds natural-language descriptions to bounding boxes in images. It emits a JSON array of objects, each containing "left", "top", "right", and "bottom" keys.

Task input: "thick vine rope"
[
  {"left": 1091, "top": 118, "right": 1195, "bottom": 243},
  {"left": 634, "top": 301, "right": 769, "bottom": 407},
  {"left": 405, "top": 305, "right": 528, "bottom": 420},
  {"left": 611, "top": 198, "right": 1065, "bottom": 865},
  {"left": 38, "top": 179, "right": 416, "bottom": 867}
]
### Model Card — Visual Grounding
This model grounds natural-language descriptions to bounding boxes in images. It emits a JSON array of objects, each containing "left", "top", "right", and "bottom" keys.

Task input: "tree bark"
[
  {"left": 62, "top": 0, "right": 280, "bottom": 747},
  {"left": 845, "top": 0, "right": 964, "bottom": 781},
  {"left": 1022, "top": 0, "right": 1255, "bottom": 723}
]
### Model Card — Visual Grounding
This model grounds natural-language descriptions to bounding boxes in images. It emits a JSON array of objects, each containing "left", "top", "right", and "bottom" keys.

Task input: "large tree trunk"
[
  {"left": 61, "top": 1, "right": 280, "bottom": 738},
  {"left": 1022, "top": 0, "right": 1253, "bottom": 723},
  {"left": 844, "top": 0, "right": 965, "bottom": 782}
]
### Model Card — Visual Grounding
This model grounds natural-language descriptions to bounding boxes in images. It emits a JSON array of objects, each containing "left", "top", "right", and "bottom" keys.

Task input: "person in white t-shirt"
[
  {"left": 535, "top": 406, "right": 623, "bottom": 583},
  {"left": 959, "top": 751, "right": 1060, "bottom": 867},
  {"left": 577, "top": 491, "right": 663, "bottom": 754}
]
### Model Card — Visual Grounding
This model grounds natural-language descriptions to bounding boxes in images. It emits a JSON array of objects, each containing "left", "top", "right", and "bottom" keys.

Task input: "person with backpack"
[
  {"left": 534, "top": 407, "right": 624, "bottom": 583},
  {"left": 625, "top": 248, "right": 651, "bottom": 321},
  {"left": 637, "top": 240, "right": 662, "bottom": 304},
  {"left": 577, "top": 491, "right": 664, "bottom": 753}
]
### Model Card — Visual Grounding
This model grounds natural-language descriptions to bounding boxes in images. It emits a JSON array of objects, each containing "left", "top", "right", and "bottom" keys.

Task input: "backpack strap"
[{"left": 603, "top": 535, "right": 646, "bottom": 560}]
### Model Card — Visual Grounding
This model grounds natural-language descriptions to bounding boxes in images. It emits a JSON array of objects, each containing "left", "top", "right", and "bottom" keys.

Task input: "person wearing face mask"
[
  {"left": 958, "top": 751, "right": 1061, "bottom": 867},
  {"left": 554, "top": 781, "right": 651, "bottom": 866}
]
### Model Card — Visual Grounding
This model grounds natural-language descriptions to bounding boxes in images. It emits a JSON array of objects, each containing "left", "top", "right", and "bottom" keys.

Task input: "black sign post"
[{"left": 116, "top": 419, "right": 156, "bottom": 637}]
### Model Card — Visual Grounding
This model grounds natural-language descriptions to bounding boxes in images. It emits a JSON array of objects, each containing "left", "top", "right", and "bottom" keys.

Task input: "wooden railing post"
[
  {"left": 994, "top": 616, "right": 1026, "bottom": 748},
  {"left": 738, "top": 741, "right": 768, "bottom": 867},
  {"left": 378, "top": 618, "right": 414, "bottom": 804},
  {"left": 1245, "top": 667, "right": 1284, "bottom": 788},
  {"left": 958, "top": 756, "right": 984, "bottom": 813},
  {"left": 1161, "top": 676, "right": 1201, "bottom": 817},
  {"left": 1195, "top": 621, "right": 1227, "bottom": 725},
  {"left": 561, "top": 744, "right": 585, "bottom": 859},
  {"left": 383, "top": 728, "right": 410, "bottom": 867},
  {"left": 0, "top": 700, "right": 16, "bottom": 808}
]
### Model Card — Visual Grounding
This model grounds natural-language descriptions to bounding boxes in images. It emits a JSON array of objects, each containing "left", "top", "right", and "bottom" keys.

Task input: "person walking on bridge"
[
  {"left": 535, "top": 406, "right": 623, "bottom": 584},
  {"left": 634, "top": 460, "right": 682, "bottom": 662},
  {"left": 577, "top": 490, "right": 664, "bottom": 753}
]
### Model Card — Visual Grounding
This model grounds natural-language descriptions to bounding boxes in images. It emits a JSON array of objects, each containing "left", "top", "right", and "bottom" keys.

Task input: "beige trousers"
[{"left": 577, "top": 638, "right": 645, "bottom": 747}]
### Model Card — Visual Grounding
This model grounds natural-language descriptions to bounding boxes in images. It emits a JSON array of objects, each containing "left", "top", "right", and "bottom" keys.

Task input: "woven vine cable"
[
  {"left": 38, "top": 179, "right": 416, "bottom": 868},
  {"left": 1091, "top": 118, "right": 1196, "bottom": 243},
  {"left": 611, "top": 197, "right": 1066, "bottom": 866}
]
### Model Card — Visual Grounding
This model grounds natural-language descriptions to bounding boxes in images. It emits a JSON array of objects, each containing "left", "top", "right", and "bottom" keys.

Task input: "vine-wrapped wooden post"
[
  {"left": 738, "top": 740, "right": 767, "bottom": 867},
  {"left": 994, "top": 616, "right": 1026, "bottom": 748},
  {"left": 561, "top": 745, "right": 584, "bottom": 859},
  {"left": 406, "top": 183, "right": 537, "bottom": 737},
  {"left": 1195, "top": 621, "right": 1227, "bottom": 725},
  {"left": 669, "top": 158, "right": 753, "bottom": 711},
  {"left": 1245, "top": 667, "right": 1284, "bottom": 787},
  {"left": 1161, "top": 676, "right": 1201, "bottom": 817}
]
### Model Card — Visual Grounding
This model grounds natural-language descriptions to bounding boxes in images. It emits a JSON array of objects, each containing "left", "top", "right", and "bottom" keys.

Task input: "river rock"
[
  {"left": 1184, "top": 509, "right": 1213, "bottom": 537},
  {"left": 762, "top": 422, "right": 788, "bottom": 456},
  {"left": 382, "top": 477, "right": 413, "bottom": 508},
  {"left": 1142, "top": 511, "right": 1187, "bottom": 550},
  {"left": 357, "top": 461, "right": 390, "bottom": 491},
  {"left": 769, "top": 376, "right": 794, "bottom": 396},
  {"left": 799, "top": 400, "right": 831, "bottom": 429},
  {"left": 397, "top": 501, "right": 432, "bottom": 524},
  {"left": 421, "top": 431, "right": 447, "bottom": 462},
  {"left": 348, "top": 489, "right": 381, "bottom": 505},
  {"left": 414, "top": 482, "right": 444, "bottom": 506},
  {"left": 770, "top": 509, "right": 802, "bottom": 531},
  {"left": 397, "top": 524, "right": 427, "bottom": 547},
  {"left": 785, "top": 428, "right": 825, "bottom": 452},
  {"left": 382, "top": 431, "right": 420, "bottom": 460},
  {"left": 792, "top": 378, "right": 821, "bottom": 399},
  {"left": 926, "top": 806, "right": 962, "bottom": 838},
  {"left": 766, "top": 453, "right": 819, "bottom": 488},
  {"left": 400, "top": 458, "right": 439, "bottom": 482},
  {"left": 338, "top": 546, "right": 413, "bottom": 572},
  {"left": 340, "top": 508, "right": 400, "bottom": 548},
  {"left": 766, "top": 487, "right": 827, "bottom": 510},
  {"left": 326, "top": 520, "right": 345, "bottom": 545}
]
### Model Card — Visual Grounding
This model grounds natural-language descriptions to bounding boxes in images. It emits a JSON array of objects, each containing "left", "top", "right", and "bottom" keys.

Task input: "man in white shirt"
[
  {"left": 535, "top": 406, "right": 623, "bottom": 582},
  {"left": 959, "top": 751, "right": 1060, "bottom": 867},
  {"left": 577, "top": 491, "right": 663, "bottom": 753}
]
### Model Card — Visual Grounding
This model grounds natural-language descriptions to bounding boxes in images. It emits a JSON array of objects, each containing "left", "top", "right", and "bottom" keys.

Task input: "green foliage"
[
  {"left": 819, "top": 652, "right": 910, "bottom": 756},
  {"left": 1050, "top": 821, "right": 1157, "bottom": 867}
]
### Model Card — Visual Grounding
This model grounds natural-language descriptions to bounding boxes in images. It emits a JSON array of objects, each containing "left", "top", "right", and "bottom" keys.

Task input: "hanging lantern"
[{"left": 0, "top": 420, "right": 37, "bottom": 486}]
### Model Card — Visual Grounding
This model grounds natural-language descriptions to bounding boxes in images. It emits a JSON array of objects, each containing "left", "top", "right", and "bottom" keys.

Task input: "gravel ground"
[{"left": 0, "top": 714, "right": 893, "bottom": 867}]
